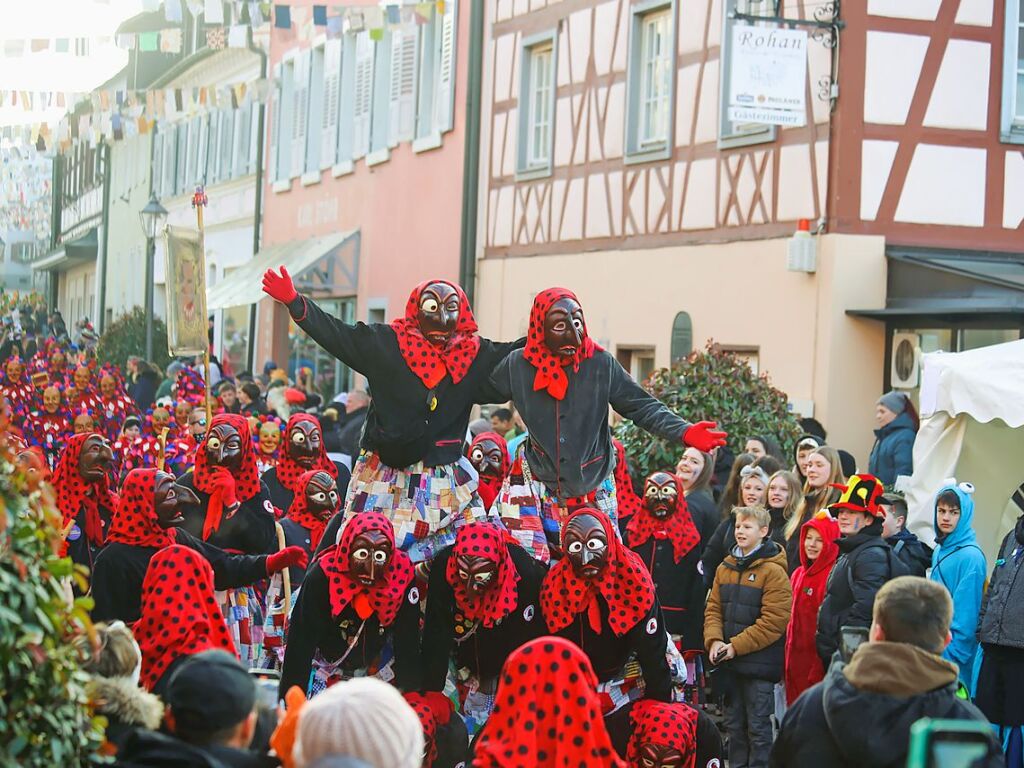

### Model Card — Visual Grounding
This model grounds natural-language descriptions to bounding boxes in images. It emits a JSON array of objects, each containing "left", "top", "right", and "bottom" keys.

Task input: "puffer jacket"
[
  {"left": 978, "top": 516, "right": 1024, "bottom": 649},
  {"left": 705, "top": 540, "right": 791, "bottom": 681},
  {"left": 868, "top": 411, "right": 915, "bottom": 486},
  {"left": 930, "top": 483, "right": 987, "bottom": 689},
  {"left": 886, "top": 528, "right": 932, "bottom": 578}
]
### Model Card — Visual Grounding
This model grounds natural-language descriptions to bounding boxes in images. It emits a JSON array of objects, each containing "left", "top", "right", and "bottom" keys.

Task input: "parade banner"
[
  {"left": 164, "top": 225, "right": 209, "bottom": 355},
  {"left": 727, "top": 25, "right": 808, "bottom": 127}
]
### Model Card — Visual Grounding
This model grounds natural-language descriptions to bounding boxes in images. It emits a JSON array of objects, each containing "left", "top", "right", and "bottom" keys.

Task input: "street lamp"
[{"left": 139, "top": 193, "right": 168, "bottom": 362}]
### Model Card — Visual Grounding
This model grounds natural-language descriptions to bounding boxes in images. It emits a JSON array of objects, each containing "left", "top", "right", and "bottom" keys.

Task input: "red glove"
[
  {"left": 210, "top": 467, "right": 239, "bottom": 510},
  {"left": 683, "top": 421, "right": 728, "bottom": 452},
  {"left": 262, "top": 266, "right": 298, "bottom": 304},
  {"left": 266, "top": 546, "right": 309, "bottom": 575}
]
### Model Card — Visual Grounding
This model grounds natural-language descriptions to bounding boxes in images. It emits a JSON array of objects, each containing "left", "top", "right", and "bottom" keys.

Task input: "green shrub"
[
  {"left": 96, "top": 306, "right": 171, "bottom": 371},
  {"left": 615, "top": 340, "right": 802, "bottom": 480},
  {"left": 0, "top": 444, "right": 105, "bottom": 766}
]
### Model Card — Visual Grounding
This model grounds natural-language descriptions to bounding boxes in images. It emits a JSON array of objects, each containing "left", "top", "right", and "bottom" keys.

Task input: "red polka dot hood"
[
  {"left": 625, "top": 474, "right": 701, "bottom": 563},
  {"left": 391, "top": 279, "right": 481, "bottom": 389},
  {"left": 445, "top": 522, "right": 520, "bottom": 628},
  {"left": 468, "top": 431, "right": 510, "bottom": 511},
  {"left": 522, "top": 287, "right": 601, "bottom": 401},
  {"left": 135, "top": 544, "right": 237, "bottom": 691},
  {"left": 472, "top": 636, "right": 626, "bottom": 767},
  {"left": 193, "top": 413, "right": 262, "bottom": 539},
  {"left": 403, "top": 691, "right": 453, "bottom": 767},
  {"left": 275, "top": 413, "right": 338, "bottom": 495},
  {"left": 541, "top": 508, "right": 656, "bottom": 637},
  {"left": 612, "top": 439, "right": 642, "bottom": 522},
  {"left": 53, "top": 431, "right": 119, "bottom": 547},
  {"left": 626, "top": 700, "right": 698, "bottom": 767},
  {"left": 318, "top": 511, "right": 415, "bottom": 626},
  {"left": 106, "top": 468, "right": 177, "bottom": 548},
  {"left": 286, "top": 468, "right": 340, "bottom": 550}
]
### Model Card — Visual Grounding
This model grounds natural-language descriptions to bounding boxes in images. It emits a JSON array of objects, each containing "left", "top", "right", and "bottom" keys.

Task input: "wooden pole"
[
  {"left": 192, "top": 185, "right": 212, "bottom": 424},
  {"left": 156, "top": 426, "right": 169, "bottom": 471},
  {"left": 204, "top": 351, "right": 213, "bottom": 426},
  {"left": 275, "top": 522, "right": 292, "bottom": 617}
]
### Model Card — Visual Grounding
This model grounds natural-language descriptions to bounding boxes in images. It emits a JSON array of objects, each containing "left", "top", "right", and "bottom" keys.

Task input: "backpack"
[{"left": 846, "top": 541, "right": 910, "bottom": 593}]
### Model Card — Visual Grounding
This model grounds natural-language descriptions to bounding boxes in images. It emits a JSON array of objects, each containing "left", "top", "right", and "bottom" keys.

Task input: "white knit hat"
[{"left": 295, "top": 678, "right": 424, "bottom": 768}]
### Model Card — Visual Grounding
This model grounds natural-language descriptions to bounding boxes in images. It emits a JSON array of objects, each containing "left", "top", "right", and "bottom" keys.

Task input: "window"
[
  {"left": 233, "top": 101, "right": 252, "bottom": 177},
  {"left": 369, "top": 32, "right": 394, "bottom": 157},
  {"left": 1001, "top": 0, "right": 1024, "bottom": 142},
  {"left": 389, "top": 28, "right": 419, "bottom": 146},
  {"left": 305, "top": 46, "right": 325, "bottom": 175},
  {"left": 275, "top": 59, "right": 295, "bottom": 182},
  {"left": 290, "top": 51, "right": 310, "bottom": 178},
  {"left": 615, "top": 347, "right": 656, "bottom": 383},
  {"left": 321, "top": 38, "right": 342, "bottom": 169},
  {"left": 411, "top": 0, "right": 458, "bottom": 149},
  {"left": 351, "top": 32, "right": 375, "bottom": 159},
  {"left": 626, "top": 3, "right": 674, "bottom": 161},
  {"left": 517, "top": 33, "right": 557, "bottom": 177},
  {"left": 718, "top": 0, "right": 777, "bottom": 148}
]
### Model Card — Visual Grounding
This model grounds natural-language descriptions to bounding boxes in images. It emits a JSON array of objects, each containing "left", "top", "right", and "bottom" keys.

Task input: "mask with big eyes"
[
  {"left": 73, "top": 413, "right": 95, "bottom": 435},
  {"left": 77, "top": 434, "right": 113, "bottom": 482},
  {"left": 205, "top": 423, "right": 242, "bottom": 472},
  {"left": 455, "top": 554, "right": 499, "bottom": 598},
  {"left": 643, "top": 472, "right": 679, "bottom": 519},
  {"left": 543, "top": 297, "right": 586, "bottom": 359},
  {"left": 563, "top": 513, "right": 609, "bottom": 580},
  {"left": 303, "top": 470, "right": 340, "bottom": 522},
  {"left": 6, "top": 359, "right": 22, "bottom": 381},
  {"left": 100, "top": 375, "right": 116, "bottom": 399},
  {"left": 287, "top": 420, "right": 322, "bottom": 467},
  {"left": 349, "top": 530, "right": 393, "bottom": 587},
  {"left": 73, "top": 366, "right": 91, "bottom": 390},
  {"left": 417, "top": 282, "right": 460, "bottom": 347},
  {"left": 637, "top": 744, "right": 686, "bottom": 768},
  {"left": 42, "top": 386, "right": 61, "bottom": 414},
  {"left": 153, "top": 470, "right": 201, "bottom": 528},
  {"left": 468, "top": 438, "right": 504, "bottom": 479},
  {"left": 259, "top": 422, "right": 281, "bottom": 454},
  {"left": 152, "top": 407, "right": 171, "bottom": 433}
]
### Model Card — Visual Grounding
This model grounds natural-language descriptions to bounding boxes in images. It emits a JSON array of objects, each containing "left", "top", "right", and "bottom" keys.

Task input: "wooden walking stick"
[
  {"left": 156, "top": 426, "right": 169, "bottom": 471},
  {"left": 275, "top": 521, "right": 292, "bottom": 617}
]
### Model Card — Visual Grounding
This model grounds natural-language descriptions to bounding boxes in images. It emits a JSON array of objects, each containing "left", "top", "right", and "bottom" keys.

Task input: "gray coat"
[{"left": 977, "top": 527, "right": 1024, "bottom": 649}]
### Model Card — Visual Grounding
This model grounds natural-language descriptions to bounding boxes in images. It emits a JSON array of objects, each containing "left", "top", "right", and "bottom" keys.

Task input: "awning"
[
  {"left": 207, "top": 230, "right": 358, "bottom": 310},
  {"left": 31, "top": 228, "right": 98, "bottom": 273}
]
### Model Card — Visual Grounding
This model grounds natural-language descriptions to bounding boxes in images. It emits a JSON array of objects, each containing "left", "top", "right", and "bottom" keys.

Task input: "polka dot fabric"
[
  {"left": 391, "top": 279, "right": 481, "bottom": 389},
  {"left": 319, "top": 511, "right": 415, "bottom": 626},
  {"left": 472, "top": 636, "right": 626, "bottom": 768},
  {"left": 275, "top": 413, "right": 338, "bottom": 494},
  {"left": 625, "top": 475, "right": 700, "bottom": 564},
  {"left": 468, "top": 431, "right": 510, "bottom": 511},
  {"left": 135, "top": 544, "right": 237, "bottom": 691},
  {"left": 106, "top": 468, "right": 177, "bottom": 548},
  {"left": 287, "top": 468, "right": 339, "bottom": 550},
  {"left": 522, "top": 287, "right": 601, "bottom": 401},
  {"left": 540, "top": 508, "right": 655, "bottom": 637},
  {"left": 403, "top": 691, "right": 453, "bottom": 767},
  {"left": 53, "top": 431, "right": 118, "bottom": 547},
  {"left": 625, "top": 700, "right": 698, "bottom": 768},
  {"left": 612, "top": 440, "right": 642, "bottom": 522},
  {"left": 445, "top": 522, "right": 520, "bottom": 628},
  {"left": 193, "top": 413, "right": 261, "bottom": 539}
]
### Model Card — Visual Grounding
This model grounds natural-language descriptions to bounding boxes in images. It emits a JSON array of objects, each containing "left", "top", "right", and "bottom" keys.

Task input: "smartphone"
[
  {"left": 839, "top": 625, "right": 868, "bottom": 662},
  {"left": 907, "top": 718, "right": 998, "bottom": 768}
]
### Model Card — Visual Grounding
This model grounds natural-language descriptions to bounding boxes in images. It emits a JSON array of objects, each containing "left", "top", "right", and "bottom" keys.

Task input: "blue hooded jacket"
[
  {"left": 930, "top": 483, "right": 987, "bottom": 691},
  {"left": 868, "top": 410, "right": 916, "bottom": 485}
]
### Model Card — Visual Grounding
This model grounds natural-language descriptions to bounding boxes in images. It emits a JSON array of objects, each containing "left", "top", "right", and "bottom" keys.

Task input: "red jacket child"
[{"left": 784, "top": 511, "right": 840, "bottom": 704}]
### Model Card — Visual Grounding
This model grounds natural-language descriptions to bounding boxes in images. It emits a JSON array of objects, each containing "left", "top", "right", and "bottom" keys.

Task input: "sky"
[{"left": 0, "top": 0, "right": 145, "bottom": 126}]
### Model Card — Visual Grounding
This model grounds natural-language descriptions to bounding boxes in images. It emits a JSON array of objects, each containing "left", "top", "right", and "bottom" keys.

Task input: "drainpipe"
[
  {"left": 247, "top": 36, "right": 268, "bottom": 374},
  {"left": 96, "top": 141, "right": 112, "bottom": 334},
  {"left": 458, "top": 0, "right": 484, "bottom": 304}
]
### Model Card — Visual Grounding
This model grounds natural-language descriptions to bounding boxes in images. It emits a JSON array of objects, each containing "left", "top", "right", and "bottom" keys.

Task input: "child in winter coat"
[
  {"left": 931, "top": 480, "right": 987, "bottom": 693},
  {"left": 784, "top": 512, "right": 841, "bottom": 704}
]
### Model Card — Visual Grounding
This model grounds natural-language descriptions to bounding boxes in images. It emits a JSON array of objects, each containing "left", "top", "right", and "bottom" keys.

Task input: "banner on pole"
[
  {"left": 727, "top": 24, "right": 808, "bottom": 127},
  {"left": 164, "top": 225, "right": 209, "bottom": 355}
]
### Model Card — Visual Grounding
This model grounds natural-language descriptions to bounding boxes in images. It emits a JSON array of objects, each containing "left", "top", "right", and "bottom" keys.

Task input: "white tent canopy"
[{"left": 905, "top": 339, "right": 1024, "bottom": 559}]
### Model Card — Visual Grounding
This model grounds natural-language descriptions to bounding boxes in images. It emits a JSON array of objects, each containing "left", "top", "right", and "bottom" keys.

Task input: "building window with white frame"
[
  {"left": 718, "top": 0, "right": 776, "bottom": 148},
  {"left": 517, "top": 33, "right": 556, "bottom": 178},
  {"left": 626, "top": 1, "right": 675, "bottom": 162},
  {"left": 1001, "top": 0, "right": 1024, "bottom": 142}
]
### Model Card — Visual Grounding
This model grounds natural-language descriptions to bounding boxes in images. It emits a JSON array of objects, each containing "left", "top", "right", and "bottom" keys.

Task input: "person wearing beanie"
[
  {"left": 294, "top": 678, "right": 424, "bottom": 768},
  {"left": 868, "top": 391, "right": 918, "bottom": 486}
]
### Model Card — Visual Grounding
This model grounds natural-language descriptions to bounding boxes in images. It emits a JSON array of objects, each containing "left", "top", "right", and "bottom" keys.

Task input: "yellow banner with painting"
[{"left": 164, "top": 225, "right": 209, "bottom": 356}]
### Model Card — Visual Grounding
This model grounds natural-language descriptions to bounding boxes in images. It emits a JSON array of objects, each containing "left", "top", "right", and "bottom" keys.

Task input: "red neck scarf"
[
  {"left": 106, "top": 468, "right": 178, "bottom": 548},
  {"left": 318, "top": 512, "right": 415, "bottom": 626},
  {"left": 192, "top": 413, "right": 261, "bottom": 539},
  {"left": 390, "top": 280, "right": 481, "bottom": 389},
  {"left": 403, "top": 692, "right": 452, "bottom": 767},
  {"left": 626, "top": 700, "right": 698, "bottom": 768},
  {"left": 287, "top": 468, "right": 339, "bottom": 550},
  {"left": 445, "top": 523, "right": 519, "bottom": 628},
  {"left": 53, "top": 432, "right": 118, "bottom": 546},
  {"left": 522, "top": 287, "right": 600, "bottom": 401},
  {"left": 468, "top": 431, "right": 509, "bottom": 511},
  {"left": 473, "top": 636, "right": 626, "bottom": 768},
  {"left": 625, "top": 476, "right": 701, "bottom": 564},
  {"left": 135, "top": 545, "right": 237, "bottom": 691},
  {"left": 612, "top": 439, "right": 642, "bottom": 522},
  {"left": 541, "top": 508, "right": 655, "bottom": 637},
  {"left": 275, "top": 414, "right": 338, "bottom": 494}
]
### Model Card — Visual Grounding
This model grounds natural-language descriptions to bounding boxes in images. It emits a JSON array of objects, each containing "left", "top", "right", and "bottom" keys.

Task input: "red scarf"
[
  {"left": 445, "top": 523, "right": 519, "bottom": 628},
  {"left": 318, "top": 512, "right": 415, "bottom": 626},
  {"left": 472, "top": 637, "right": 626, "bottom": 768},
  {"left": 286, "top": 468, "right": 339, "bottom": 550},
  {"left": 106, "top": 468, "right": 178, "bottom": 548},
  {"left": 192, "top": 413, "right": 261, "bottom": 539},
  {"left": 275, "top": 414, "right": 338, "bottom": 494},
  {"left": 541, "top": 508, "right": 655, "bottom": 637},
  {"left": 522, "top": 287, "right": 600, "bottom": 401},
  {"left": 390, "top": 280, "right": 481, "bottom": 389},
  {"left": 612, "top": 439, "right": 642, "bottom": 522},
  {"left": 404, "top": 692, "right": 452, "bottom": 767},
  {"left": 626, "top": 700, "right": 698, "bottom": 768},
  {"left": 135, "top": 545, "right": 237, "bottom": 691},
  {"left": 468, "top": 431, "right": 509, "bottom": 511},
  {"left": 625, "top": 475, "right": 701, "bottom": 563},
  {"left": 53, "top": 432, "right": 118, "bottom": 547}
]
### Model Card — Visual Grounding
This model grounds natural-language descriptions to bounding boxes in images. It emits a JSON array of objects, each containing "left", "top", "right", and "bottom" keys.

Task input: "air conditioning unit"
[{"left": 890, "top": 332, "right": 921, "bottom": 389}]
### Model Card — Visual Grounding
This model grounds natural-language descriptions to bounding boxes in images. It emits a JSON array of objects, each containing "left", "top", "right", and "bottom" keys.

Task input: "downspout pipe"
[
  {"left": 458, "top": 0, "right": 484, "bottom": 304},
  {"left": 247, "top": 34, "right": 268, "bottom": 374},
  {"left": 97, "top": 141, "right": 112, "bottom": 334}
]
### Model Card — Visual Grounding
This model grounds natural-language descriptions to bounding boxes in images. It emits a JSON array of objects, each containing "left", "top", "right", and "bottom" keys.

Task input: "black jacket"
[
  {"left": 65, "top": 497, "right": 117, "bottom": 586},
  {"left": 978, "top": 521, "right": 1024, "bottom": 649},
  {"left": 262, "top": 460, "right": 351, "bottom": 515},
  {"left": 176, "top": 471, "right": 277, "bottom": 555},
  {"left": 278, "top": 562, "right": 422, "bottom": 697},
  {"left": 489, "top": 349, "right": 690, "bottom": 498},
  {"left": 288, "top": 295, "right": 520, "bottom": 468},
  {"left": 277, "top": 517, "right": 325, "bottom": 587},
  {"left": 886, "top": 529, "right": 933, "bottom": 578},
  {"left": 91, "top": 529, "right": 270, "bottom": 624},
  {"left": 815, "top": 523, "right": 907, "bottom": 665},
  {"left": 337, "top": 406, "right": 368, "bottom": 458},
  {"left": 115, "top": 730, "right": 279, "bottom": 768},
  {"left": 685, "top": 488, "right": 719, "bottom": 554},
  {"left": 421, "top": 544, "right": 549, "bottom": 691}
]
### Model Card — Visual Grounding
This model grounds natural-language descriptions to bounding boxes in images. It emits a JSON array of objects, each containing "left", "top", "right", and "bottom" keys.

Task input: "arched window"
[{"left": 670, "top": 311, "right": 692, "bottom": 363}]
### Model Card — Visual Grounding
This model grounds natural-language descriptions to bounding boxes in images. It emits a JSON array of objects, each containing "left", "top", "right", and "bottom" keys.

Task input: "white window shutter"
[
  {"left": 321, "top": 39, "right": 342, "bottom": 169},
  {"left": 151, "top": 133, "right": 163, "bottom": 196},
  {"left": 389, "top": 29, "right": 418, "bottom": 146},
  {"left": 337, "top": 37, "right": 356, "bottom": 163},
  {"left": 220, "top": 108, "right": 235, "bottom": 181},
  {"left": 176, "top": 123, "right": 188, "bottom": 194},
  {"left": 196, "top": 114, "right": 209, "bottom": 184},
  {"left": 434, "top": 0, "right": 457, "bottom": 133},
  {"left": 352, "top": 32, "right": 375, "bottom": 159},
  {"left": 291, "top": 52, "right": 310, "bottom": 177},
  {"left": 234, "top": 101, "right": 251, "bottom": 177}
]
